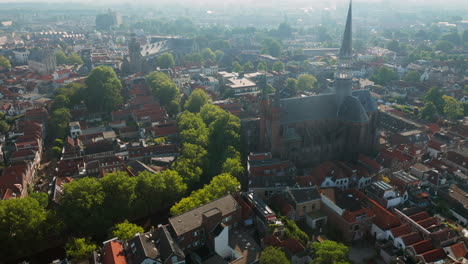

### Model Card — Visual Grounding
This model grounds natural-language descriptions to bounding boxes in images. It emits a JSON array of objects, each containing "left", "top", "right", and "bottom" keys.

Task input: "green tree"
[
  {"left": 403, "top": 71, "right": 421, "bottom": 83},
  {"left": 296, "top": 74, "right": 317, "bottom": 91},
  {"left": 100, "top": 171, "right": 138, "bottom": 221},
  {"left": 419, "top": 102, "right": 437, "bottom": 122},
  {"left": 287, "top": 78, "right": 297, "bottom": 92},
  {"left": 173, "top": 143, "right": 207, "bottom": 186},
  {"left": 146, "top": 71, "right": 180, "bottom": 107},
  {"left": 272, "top": 61, "right": 285, "bottom": 72},
  {"left": 156, "top": 53, "right": 175, "bottom": 69},
  {"left": 111, "top": 220, "right": 144, "bottom": 241},
  {"left": 310, "top": 240, "right": 350, "bottom": 264},
  {"left": 0, "top": 120, "right": 10, "bottom": 134},
  {"left": 30, "top": 192, "right": 49, "bottom": 208},
  {"left": 55, "top": 51, "right": 68, "bottom": 65},
  {"left": 232, "top": 61, "right": 243, "bottom": 73},
  {"left": 222, "top": 156, "right": 244, "bottom": 178},
  {"left": 0, "top": 196, "right": 55, "bottom": 258},
  {"left": 58, "top": 177, "right": 108, "bottom": 237},
  {"left": 170, "top": 173, "right": 239, "bottom": 215},
  {"left": 443, "top": 95, "right": 463, "bottom": 120},
  {"left": 51, "top": 95, "right": 70, "bottom": 112},
  {"left": 424, "top": 87, "right": 445, "bottom": 114},
  {"left": 56, "top": 83, "right": 86, "bottom": 106},
  {"left": 201, "top": 48, "right": 216, "bottom": 62},
  {"left": 215, "top": 50, "right": 224, "bottom": 63},
  {"left": 435, "top": 40, "right": 454, "bottom": 52},
  {"left": 386, "top": 40, "right": 400, "bottom": 52},
  {"left": 262, "top": 39, "right": 282, "bottom": 57},
  {"left": 177, "top": 111, "right": 209, "bottom": 147},
  {"left": 0, "top": 55, "right": 11, "bottom": 69},
  {"left": 51, "top": 146, "right": 62, "bottom": 159},
  {"left": 65, "top": 237, "right": 97, "bottom": 261},
  {"left": 370, "top": 67, "right": 398, "bottom": 85},
  {"left": 243, "top": 61, "right": 255, "bottom": 72},
  {"left": 185, "top": 89, "right": 211, "bottom": 113},
  {"left": 184, "top": 53, "right": 203, "bottom": 64},
  {"left": 257, "top": 61, "right": 267, "bottom": 72},
  {"left": 260, "top": 246, "right": 290, "bottom": 264},
  {"left": 135, "top": 170, "right": 187, "bottom": 215},
  {"left": 50, "top": 108, "right": 72, "bottom": 139},
  {"left": 66, "top": 53, "right": 84, "bottom": 65},
  {"left": 441, "top": 32, "right": 461, "bottom": 45},
  {"left": 85, "top": 66, "right": 123, "bottom": 112}
]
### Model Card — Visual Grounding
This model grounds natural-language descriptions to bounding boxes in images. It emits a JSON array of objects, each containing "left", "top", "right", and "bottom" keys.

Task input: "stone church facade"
[{"left": 259, "top": 2, "right": 379, "bottom": 168}]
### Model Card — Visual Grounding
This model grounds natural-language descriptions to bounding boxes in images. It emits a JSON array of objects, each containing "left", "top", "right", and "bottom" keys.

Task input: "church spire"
[{"left": 338, "top": 0, "right": 352, "bottom": 59}]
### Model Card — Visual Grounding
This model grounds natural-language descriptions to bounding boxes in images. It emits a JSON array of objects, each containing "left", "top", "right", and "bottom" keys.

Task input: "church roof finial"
[{"left": 339, "top": 0, "right": 352, "bottom": 59}]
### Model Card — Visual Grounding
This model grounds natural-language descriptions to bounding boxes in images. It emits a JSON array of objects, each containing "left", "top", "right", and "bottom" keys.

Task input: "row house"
[
  {"left": 319, "top": 188, "right": 375, "bottom": 241},
  {"left": 366, "top": 181, "right": 404, "bottom": 208},
  {"left": 247, "top": 152, "right": 295, "bottom": 178},
  {"left": 168, "top": 194, "right": 250, "bottom": 261},
  {"left": 128, "top": 144, "right": 178, "bottom": 161},
  {"left": 0, "top": 162, "right": 35, "bottom": 199},
  {"left": 147, "top": 122, "right": 178, "bottom": 142}
]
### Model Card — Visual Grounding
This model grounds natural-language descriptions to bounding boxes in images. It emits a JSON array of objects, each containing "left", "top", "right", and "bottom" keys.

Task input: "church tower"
[
  {"left": 334, "top": 1, "right": 353, "bottom": 107},
  {"left": 128, "top": 34, "right": 142, "bottom": 74}
]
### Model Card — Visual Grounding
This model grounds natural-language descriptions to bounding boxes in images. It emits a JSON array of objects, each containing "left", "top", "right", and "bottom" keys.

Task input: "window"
[
  {"left": 193, "top": 240, "right": 200, "bottom": 247},
  {"left": 179, "top": 236, "right": 184, "bottom": 241},
  {"left": 303, "top": 205, "right": 307, "bottom": 212},
  {"left": 312, "top": 204, "right": 316, "bottom": 210},
  {"left": 194, "top": 231, "right": 200, "bottom": 237},
  {"left": 223, "top": 216, "right": 233, "bottom": 223}
]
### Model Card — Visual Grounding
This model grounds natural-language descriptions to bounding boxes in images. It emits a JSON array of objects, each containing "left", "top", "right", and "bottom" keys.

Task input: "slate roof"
[
  {"left": 279, "top": 89, "right": 377, "bottom": 124},
  {"left": 287, "top": 187, "right": 321, "bottom": 204},
  {"left": 338, "top": 95, "right": 369, "bottom": 122},
  {"left": 153, "top": 225, "right": 184, "bottom": 262},
  {"left": 169, "top": 194, "right": 239, "bottom": 236}
]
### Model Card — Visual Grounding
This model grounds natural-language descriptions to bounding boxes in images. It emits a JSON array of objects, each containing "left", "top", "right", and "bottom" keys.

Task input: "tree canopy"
[
  {"left": 0, "top": 55, "right": 12, "bottom": 69},
  {"left": 273, "top": 61, "right": 285, "bottom": 72},
  {"left": 156, "top": 53, "right": 175, "bottom": 69},
  {"left": 111, "top": 220, "right": 144, "bottom": 241},
  {"left": 260, "top": 246, "right": 290, "bottom": 264},
  {"left": 370, "top": 67, "right": 398, "bottom": 85},
  {"left": 170, "top": 173, "right": 240, "bottom": 215},
  {"left": 296, "top": 74, "right": 317, "bottom": 91},
  {"left": 147, "top": 71, "right": 181, "bottom": 114},
  {"left": 310, "top": 240, "right": 350, "bottom": 264},
  {"left": 403, "top": 71, "right": 421, "bottom": 83},
  {"left": 424, "top": 87, "right": 445, "bottom": 114},
  {"left": 65, "top": 237, "right": 97, "bottom": 261},
  {"left": 184, "top": 89, "right": 211, "bottom": 113},
  {"left": 443, "top": 95, "right": 464, "bottom": 120},
  {"left": 419, "top": 102, "right": 437, "bottom": 122},
  {"left": 85, "top": 66, "right": 123, "bottom": 112},
  {"left": 262, "top": 38, "right": 282, "bottom": 57}
]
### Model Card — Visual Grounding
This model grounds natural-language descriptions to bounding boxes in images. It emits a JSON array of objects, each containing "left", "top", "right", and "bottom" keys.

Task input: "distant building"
[{"left": 28, "top": 47, "right": 56, "bottom": 75}]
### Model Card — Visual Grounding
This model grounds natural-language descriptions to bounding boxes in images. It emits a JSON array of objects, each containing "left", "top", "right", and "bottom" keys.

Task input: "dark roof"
[
  {"left": 168, "top": 194, "right": 239, "bottom": 236},
  {"left": 279, "top": 90, "right": 377, "bottom": 124},
  {"left": 352, "top": 90, "right": 378, "bottom": 113},
  {"left": 125, "top": 233, "right": 159, "bottom": 263},
  {"left": 153, "top": 225, "right": 184, "bottom": 262},
  {"left": 280, "top": 94, "right": 337, "bottom": 124},
  {"left": 338, "top": 95, "right": 369, "bottom": 122},
  {"left": 288, "top": 187, "right": 321, "bottom": 204}
]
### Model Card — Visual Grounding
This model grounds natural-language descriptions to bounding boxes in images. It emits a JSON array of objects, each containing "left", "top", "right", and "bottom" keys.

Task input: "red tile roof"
[
  {"left": 448, "top": 242, "right": 468, "bottom": 260},
  {"left": 101, "top": 240, "right": 127, "bottom": 264},
  {"left": 417, "top": 217, "right": 439, "bottom": 229},
  {"left": 390, "top": 224, "right": 411, "bottom": 238},
  {"left": 410, "top": 239, "right": 434, "bottom": 254},
  {"left": 409, "top": 211, "right": 431, "bottom": 222},
  {"left": 420, "top": 248, "right": 446, "bottom": 263},
  {"left": 400, "top": 232, "right": 422, "bottom": 246}
]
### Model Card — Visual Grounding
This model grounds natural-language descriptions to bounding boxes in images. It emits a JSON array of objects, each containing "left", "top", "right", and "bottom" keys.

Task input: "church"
[{"left": 259, "top": 2, "right": 379, "bottom": 168}]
